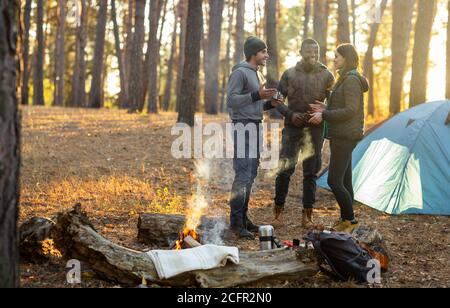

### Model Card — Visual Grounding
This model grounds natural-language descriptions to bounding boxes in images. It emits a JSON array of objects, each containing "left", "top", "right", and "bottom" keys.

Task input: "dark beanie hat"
[{"left": 244, "top": 36, "right": 267, "bottom": 58}]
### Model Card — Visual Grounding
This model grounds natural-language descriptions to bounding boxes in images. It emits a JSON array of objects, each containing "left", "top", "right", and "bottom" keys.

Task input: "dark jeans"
[
  {"left": 230, "top": 121, "right": 262, "bottom": 229},
  {"left": 327, "top": 138, "right": 358, "bottom": 221},
  {"left": 274, "top": 126, "right": 324, "bottom": 209}
]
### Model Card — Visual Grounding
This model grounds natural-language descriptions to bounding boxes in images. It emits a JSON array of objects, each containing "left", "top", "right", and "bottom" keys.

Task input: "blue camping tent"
[{"left": 317, "top": 100, "right": 450, "bottom": 215}]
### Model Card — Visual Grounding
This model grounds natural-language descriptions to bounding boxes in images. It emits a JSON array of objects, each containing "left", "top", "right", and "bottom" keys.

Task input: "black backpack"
[{"left": 305, "top": 231, "right": 374, "bottom": 283}]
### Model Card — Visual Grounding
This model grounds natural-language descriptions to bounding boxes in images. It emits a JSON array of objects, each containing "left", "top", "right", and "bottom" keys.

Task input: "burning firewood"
[{"left": 137, "top": 213, "right": 225, "bottom": 247}]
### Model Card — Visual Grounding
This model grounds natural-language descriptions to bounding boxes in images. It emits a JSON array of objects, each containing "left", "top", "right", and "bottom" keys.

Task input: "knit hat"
[{"left": 244, "top": 36, "right": 267, "bottom": 58}]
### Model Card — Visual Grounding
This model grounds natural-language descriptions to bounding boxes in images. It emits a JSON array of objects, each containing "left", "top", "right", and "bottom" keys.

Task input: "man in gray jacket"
[{"left": 227, "top": 36, "right": 282, "bottom": 240}]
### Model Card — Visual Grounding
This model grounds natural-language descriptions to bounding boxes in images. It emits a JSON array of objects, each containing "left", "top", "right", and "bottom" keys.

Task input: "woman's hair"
[{"left": 336, "top": 43, "right": 359, "bottom": 71}]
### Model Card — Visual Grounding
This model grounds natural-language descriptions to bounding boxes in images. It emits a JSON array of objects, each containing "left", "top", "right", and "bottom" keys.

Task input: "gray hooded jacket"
[{"left": 227, "top": 61, "right": 270, "bottom": 121}]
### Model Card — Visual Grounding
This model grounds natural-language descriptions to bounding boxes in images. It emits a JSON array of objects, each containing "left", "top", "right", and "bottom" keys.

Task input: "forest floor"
[{"left": 19, "top": 106, "right": 449, "bottom": 288}]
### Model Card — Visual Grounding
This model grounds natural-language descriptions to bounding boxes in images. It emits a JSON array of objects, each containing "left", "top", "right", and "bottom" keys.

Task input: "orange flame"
[{"left": 175, "top": 227, "right": 199, "bottom": 250}]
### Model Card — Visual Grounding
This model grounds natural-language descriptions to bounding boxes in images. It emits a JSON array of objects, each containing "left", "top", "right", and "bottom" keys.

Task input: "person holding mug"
[{"left": 308, "top": 43, "right": 369, "bottom": 233}]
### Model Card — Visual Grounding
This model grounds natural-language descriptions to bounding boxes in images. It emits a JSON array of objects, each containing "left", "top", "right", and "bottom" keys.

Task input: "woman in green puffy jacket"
[{"left": 309, "top": 43, "right": 369, "bottom": 233}]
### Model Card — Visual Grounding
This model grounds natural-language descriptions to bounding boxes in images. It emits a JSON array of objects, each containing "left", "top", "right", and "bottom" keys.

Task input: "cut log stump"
[{"left": 20, "top": 204, "right": 319, "bottom": 287}]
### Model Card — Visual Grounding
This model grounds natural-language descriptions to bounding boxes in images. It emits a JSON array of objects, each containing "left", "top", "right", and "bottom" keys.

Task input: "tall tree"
[
  {"left": 88, "top": 0, "right": 108, "bottom": 108},
  {"left": 447, "top": 0, "right": 450, "bottom": 99},
  {"left": 162, "top": 0, "right": 178, "bottom": 112},
  {"left": 0, "top": 0, "right": 21, "bottom": 288},
  {"left": 120, "top": 0, "right": 134, "bottom": 108},
  {"left": 21, "top": 0, "right": 32, "bottom": 105},
  {"left": 337, "top": 0, "right": 350, "bottom": 45},
  {"left": 177, "top": 0, "right": 203, "bottom": 126},
  {"left": 234, "top": 0, "right": 245, "bottom": 64},
  {"left": 363, "top": 0, "right": 388, "bottom": 117},
  {"left": 351, "top": 0, "right": 356, "bottom": 45},
  {"left": 265, "top": 0, "right": 281, "bottom": 119},
  {"left": 70, "top": 0, "right": 87, "bottom": 107},
  {"left": 220, "top": 0, "right": 236, "bottom": 112},
  {"left": 33, "top": 0, "right": 45, "bottom": 106},
  {"left": 204, "top": 0, "right": 225, "bottom": 115},
  {"left": 146, "top": 0, "right": 163, "bottom": 113},
  {"left": 53, "top": 0, "right": 65, "bottom": 106},
  {"left": 265, "top": 0, "right": 278, "bottom": 89},
  {"left": 303, "top": 0, "right": 311, "bottom": 40},
  {"left": 313, "top": 0, "right": 328, "bottom": 64},
  {"left": 389, "top": 0, "right": 415, "bottom": 115},
  {"left": 111, "top": 0, "right": 126, "bottom": 108},
  {"left": 175, "top": 0, "right": 187, "bottom": 112},
  {"left": 409, "top": 0, "right": 437, "bottom": 107},
  {"left": 128, "top": 0, "right": 146, "bottom": 112}
]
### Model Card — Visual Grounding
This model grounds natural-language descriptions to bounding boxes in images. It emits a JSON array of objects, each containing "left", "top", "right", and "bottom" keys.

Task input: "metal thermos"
[{"left": 259, "top": 225, "right": 274, "bottom": 250}]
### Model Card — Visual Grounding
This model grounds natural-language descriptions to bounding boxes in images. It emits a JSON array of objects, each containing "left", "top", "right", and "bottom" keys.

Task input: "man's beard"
[{"left": 302, "top": 60, "right": 315, "bottom": 72}]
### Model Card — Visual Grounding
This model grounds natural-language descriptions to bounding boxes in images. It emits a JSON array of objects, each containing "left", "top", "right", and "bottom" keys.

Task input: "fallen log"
[
  {"left": 137, "top": 213, "right": 226, "bottom": 247},
  {"left": 20, "top": 204, "right": 319, "bottom": 287}
]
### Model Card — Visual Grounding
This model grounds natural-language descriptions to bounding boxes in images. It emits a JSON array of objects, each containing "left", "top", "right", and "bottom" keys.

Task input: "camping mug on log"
[{"left": 259, "top": 225, "right": 274, "bottom": 250}]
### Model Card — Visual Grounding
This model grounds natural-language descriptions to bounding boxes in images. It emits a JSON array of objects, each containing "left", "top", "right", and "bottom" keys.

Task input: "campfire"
[{"left": 173, "top": 160, "right": 210, "bottom": 250}]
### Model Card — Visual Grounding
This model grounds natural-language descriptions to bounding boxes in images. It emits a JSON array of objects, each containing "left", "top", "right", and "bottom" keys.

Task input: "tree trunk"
[
  {"left": 33, "top": 0, "right": 45, "bottom": 106},
  {"left": 220, "top": 0, "right": 235, "bottom": 113},
  {"left": 265, "top": 0, "right": 281, "bottom": 119},
  {"left": 157, "top": 0, "right": 169, "bottom": 108},
  {"left": 177, "top": 0, "right": 203, "bottom": 126},
  {"left": 409, "top": 0, "right": 437, "bottom": 108},
  {"left": 351, "top": 0, "right": 356, "bottom": 45},
  {"left": 363, "top": 0, "right": 388, "bottom": 117},
  {"left": 70, "top": 0, "right": 87, "bottom": 107},
  {"left": 313, "top": 0, "right": 328, "bottom": 65},
  {"left": 337, "top": 0, "right": 350, "bottom": 45},
  {"left": 162, "top": 0, "right": 179, "bottom": 111},
  {"left": 88, "top": 0, "right": 108, "bottom": 108},
  {"left": 204, "top": 0, "right": 225, "bottom": 115},
  {"left": 19, "top": 206, "right": 319, "bottom": 287},
  {"left": 175, "top": 0, "right": 188, "bottom": 113},
  {"left": 303, "top": 0, "right": 311, "bottom": 40},
  {"left": 447, "top": 0, "right": 450, "bottom": 99},
  {"left": 233, "top": 0, "right": 245, "bottom": 64},
  {"left": 21, "top": 0, "right": 32, "bottom": 105},
  {"left": 119, "top": 0, "right": 134, "bottom": 109},
  {"left": 146, "top": 0, "right": 163, "bottom": 114},
  {"left": 53, "top": 0, "right": 65, "bottom": 107},
  {"left": 389, "top": 0, "right": 415, "bottom": 115},
  {"left": 127, "top": 0, "right": 147, "bottom": 112},
  {"left": 0, "top": 0, "right": 20, "bottom": 288},
  {"left": 111, "top": 0, "right": 127, "bottom": 109}
]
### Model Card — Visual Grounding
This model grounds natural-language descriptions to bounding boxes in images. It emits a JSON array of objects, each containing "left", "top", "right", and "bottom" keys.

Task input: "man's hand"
[
  {"left": 259, "top": 83, "right": 277, "bottom": 100},
  {"left": 308, "top": 112, "right": 323, "bottom": 125},
  {"left": 270, "top": 98, "right": 283, "bottom": 107},
  {"left": 309, "top": 100, "right": 327, "bottom": 113},
  {"left": 291, "top": 113, "right": 306, "bottom": 127}
]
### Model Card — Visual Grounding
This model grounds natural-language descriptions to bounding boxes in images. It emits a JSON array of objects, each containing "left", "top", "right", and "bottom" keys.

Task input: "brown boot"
[{"left": 301, "top": 208, "right": 314, "bottom": 228}]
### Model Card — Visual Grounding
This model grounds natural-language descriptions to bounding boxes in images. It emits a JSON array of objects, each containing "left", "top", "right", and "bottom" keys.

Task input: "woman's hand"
[
  {"left": 309, "top": 100, "right": 327, "bottom": 113},
  {"left": 308, "top": 112, "right": 323, "bottom": 125}
]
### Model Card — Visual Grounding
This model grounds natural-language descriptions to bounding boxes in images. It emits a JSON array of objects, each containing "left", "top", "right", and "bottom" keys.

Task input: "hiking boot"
[
  {"left": 333, "top": 219, "right": 359, "bottom": 234},
  {"left": 273, "top": 204, "right": 285, "bottom": 220},
  {"left": 229, "top": 225, "right": 255, "bottom": 240},
  {"left": 246, "top": 218, "right": 260, "bottom": 233},
  {"left": 301, "top": 208, "right": 314, "bottom": 228},
  {"left": 238, "top": 228, "right": 255, "bottom": 240}
]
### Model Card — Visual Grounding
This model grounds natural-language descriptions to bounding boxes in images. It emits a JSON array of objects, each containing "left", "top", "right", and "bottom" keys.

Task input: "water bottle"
[{"left": 258, "top": 225, "right": 274, "bottom": 250}]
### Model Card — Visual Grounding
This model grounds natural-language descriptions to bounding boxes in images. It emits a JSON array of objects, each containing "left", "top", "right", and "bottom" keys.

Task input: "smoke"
[{"left": 186, "top": 159, "right": 228, "bottom": 245}]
